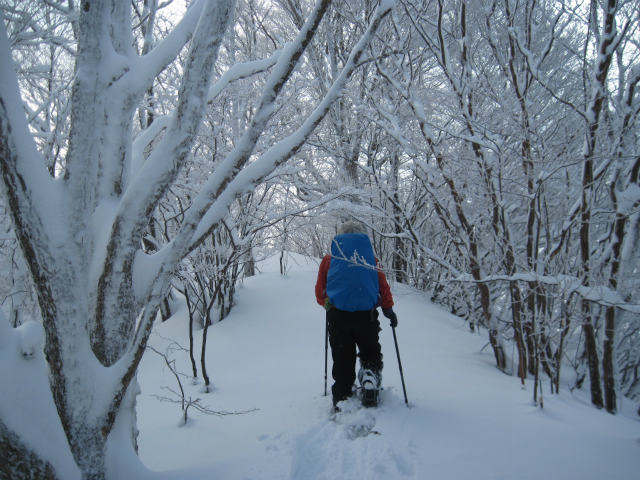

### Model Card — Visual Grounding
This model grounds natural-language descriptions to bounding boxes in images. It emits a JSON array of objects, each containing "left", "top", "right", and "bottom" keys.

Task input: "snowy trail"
[{"left": 137, "top": 254, "right": 640, "bottom": 480}]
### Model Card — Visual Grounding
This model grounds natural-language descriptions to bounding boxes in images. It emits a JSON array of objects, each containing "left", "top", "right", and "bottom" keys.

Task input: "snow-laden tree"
[
  {"left": 374, "top": 0, "right": 640, "bottom": 411},
  {"left": 288, "top": 0, "right": 639, "bottom": 412},
  {"left": 0, "top": 0, "right": 394, "bottom": 477}
]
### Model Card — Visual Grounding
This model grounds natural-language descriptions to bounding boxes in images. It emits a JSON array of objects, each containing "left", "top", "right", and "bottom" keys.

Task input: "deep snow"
[
  {"left": 135, "top": 253, "right": 640, "bottom": 480},
  {"left": 1, "top": 252, "right": 638, "bottom": 479}
]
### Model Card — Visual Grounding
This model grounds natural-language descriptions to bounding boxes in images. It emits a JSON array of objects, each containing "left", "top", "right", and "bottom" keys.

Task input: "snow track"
[{"left": 291, "top": 393, "right": 416, "bottom": 480}]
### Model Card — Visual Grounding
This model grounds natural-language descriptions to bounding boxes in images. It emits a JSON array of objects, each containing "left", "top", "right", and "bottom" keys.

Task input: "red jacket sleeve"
[
  {"left": 315, "top": 255, "right": 331, "bottom": 306},
  {"left": 377, "top": 269, "right": 394, "bottom": 309}
]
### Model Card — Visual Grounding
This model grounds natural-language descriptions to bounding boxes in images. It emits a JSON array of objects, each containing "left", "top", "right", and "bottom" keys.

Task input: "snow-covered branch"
[
  {"left": 132, "top": 0, "right": 337, "bottom": 298},
  {"left": 187, "top": 0, "right": 395, "bottom": 249},
  {"left": 453, "top": 272, "right": 640, "bottom": 314},
  {"left": 92, "top": 0, "right": 237, "bottom": 366},
  {"left": 207, "top": 52, "right": 282, "bottom": 102},
  {"left": 131, "top": 0, "right": 207, "bottom": 97},
  {"left": 0, "top": 22, "right": 63, "bottom": 244},
  {"left": 131, "top": 53, "right": 281, "bottom": 178}
]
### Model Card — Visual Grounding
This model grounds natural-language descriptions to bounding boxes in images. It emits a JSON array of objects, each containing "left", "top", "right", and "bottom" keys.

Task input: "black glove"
[{"left": 382, "top": 308, "right": 398, "bottom": 328}]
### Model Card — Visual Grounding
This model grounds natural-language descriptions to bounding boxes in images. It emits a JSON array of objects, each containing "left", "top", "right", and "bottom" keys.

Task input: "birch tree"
[{"left": 0, "top": 0, "right": 394, "bottom": 478}]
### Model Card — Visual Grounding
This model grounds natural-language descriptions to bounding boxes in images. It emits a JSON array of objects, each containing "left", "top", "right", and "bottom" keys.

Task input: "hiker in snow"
[{"left": 315, "top": 221, "right": 398, "bottom": 409}]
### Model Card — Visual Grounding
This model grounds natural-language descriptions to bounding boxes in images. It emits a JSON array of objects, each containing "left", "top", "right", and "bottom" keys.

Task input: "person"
[{"left": 315, "top": 221, "right": 398, "bottom": 409}]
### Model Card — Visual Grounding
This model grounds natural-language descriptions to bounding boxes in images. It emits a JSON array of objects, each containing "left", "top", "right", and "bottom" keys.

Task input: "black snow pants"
[{"left": 327, "top": 307, "right": 383, "bottom": 405}]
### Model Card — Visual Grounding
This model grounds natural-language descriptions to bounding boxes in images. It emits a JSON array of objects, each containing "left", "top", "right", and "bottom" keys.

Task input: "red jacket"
[{"left": 315, "top": 254, "right": 394, "bottom": 310}]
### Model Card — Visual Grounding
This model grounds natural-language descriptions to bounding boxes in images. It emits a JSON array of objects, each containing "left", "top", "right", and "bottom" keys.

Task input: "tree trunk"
[
  {"left": 184, "top": 288, "right": 198, "bottom": 378},
  {"left": 201, "top": 283, "right": 218, "bottom": 392},
  {"left": 77, "top": 438, "right": 106, "bottom": 480},
  {"left": 244, "top": 249, "right": 256, "bottom": 277},
  {"left": 509, "top": 281, "right": 527, "bottom": 383},
  {"left": 578, "top": 0, "right": 616, "bottom": 411},
  {"left": 582, "top": 303, "right": 604, "bottom": 409},
  {"left": 554, "top": 293, "right": 572, "bottom": 394},
  {"left": 201, "top": 316, "right": 212, "bottom": 391},
  {"left": 603, "top": 305, "right": 616, "bottom": 413},
  {"left": 0, "top": 419, "right": 60, "bottom": 480}
]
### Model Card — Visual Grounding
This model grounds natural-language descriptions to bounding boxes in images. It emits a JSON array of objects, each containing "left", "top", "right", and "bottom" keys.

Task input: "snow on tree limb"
[
  {"left": 131, "top": 53, "right": 282, "bottom": 178},
  {"left": 454, "top": 272, "right": 640, "bottom": 314},
  {"left": 188, "top": 0, "right": 395, "bottom": 249},
  {"left": 0, "top": 21, "right": 62, "bottom": 243},
  {"left": 92, "top": 0, "right": 237, "bottom": 366},
  {"left": 132, "top": 0, "right": 207, "bottom": 95},
  {"left": 104, "top": 0, "right": 348, "bottom": 440},
  {"left": 207, "top": 52, "right": 282, "bottom": 103},
  {"left": 131, "top": 0, "right": 336, "bottom": 303}
]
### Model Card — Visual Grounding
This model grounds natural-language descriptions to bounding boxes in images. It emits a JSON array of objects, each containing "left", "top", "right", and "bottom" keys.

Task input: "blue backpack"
[{"left": 326, "top": 233, "right": 379, "bottom": 311}]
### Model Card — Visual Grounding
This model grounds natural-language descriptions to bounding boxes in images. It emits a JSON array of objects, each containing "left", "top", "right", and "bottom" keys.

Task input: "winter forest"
[{"left": 1, "top": 0, "right": 639, "bottom": 479}]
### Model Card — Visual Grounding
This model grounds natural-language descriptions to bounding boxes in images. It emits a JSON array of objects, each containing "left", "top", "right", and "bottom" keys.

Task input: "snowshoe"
[
  {"left": 361, "top": 381, "right": 379, "bottom": 407},
  {"left": 330, "top": 396, "right": 380, "bottom": 437},
  {"left": 358, "top": 368, "right": 380, "bottom": 408}
]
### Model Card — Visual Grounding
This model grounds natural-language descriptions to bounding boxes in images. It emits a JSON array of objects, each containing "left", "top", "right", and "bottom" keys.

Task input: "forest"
[{"left": 0, "top": 1, "right": 639, "bottom": 479}]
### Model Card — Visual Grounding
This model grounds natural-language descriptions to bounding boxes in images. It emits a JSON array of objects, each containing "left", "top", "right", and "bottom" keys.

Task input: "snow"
[
  {"left": 0, "top": 312, "right": 81, "bottom": 479},
  {"left": 2, "top": 253, "right": 639, "bottom": 478},
  {"left": 454, "top": 272, "right": 640, "bottom": 314},
  {"left": 128, "top": 253, "right": 639, "bottom": 480},
  {"left": 618, "top": 183, "right": 640, "bottom": 214},
  {"left": 15, "top": 320, "right": 43, "bottom": 358},
  {"left": 379, "top": 0, "right": 396, "bottom": 11},
  {"left": 207, "top": 53, "right": 282, "bottom": 102}
]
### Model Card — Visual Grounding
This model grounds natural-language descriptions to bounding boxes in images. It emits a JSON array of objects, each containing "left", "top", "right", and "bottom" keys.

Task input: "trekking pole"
[
  {"left": 392, "top": 325, "right": 409, "bottom": 406},
  {"left": 324, "top": 318, "right": 329, "bottom": 396}
]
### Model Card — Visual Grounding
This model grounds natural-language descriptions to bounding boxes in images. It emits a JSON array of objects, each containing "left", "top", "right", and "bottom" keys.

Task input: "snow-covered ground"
[{"left": 136, "top": 253, "right": 640, "bottom": 480}]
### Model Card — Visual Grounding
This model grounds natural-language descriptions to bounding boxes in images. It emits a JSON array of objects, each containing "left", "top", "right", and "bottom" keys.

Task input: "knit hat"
[{"left": 337, "top": 220, "right": 366, "bottom": 235}]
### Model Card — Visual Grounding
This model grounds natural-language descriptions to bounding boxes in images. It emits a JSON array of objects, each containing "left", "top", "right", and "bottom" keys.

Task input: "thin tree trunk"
[
  {"left": 554, "top": 294, "right": 571, "bottom": 393},
  {"left": 201, "top": 278, "right": 220, "bottom": 392},
  {"left": 509, "top": 282, "right": 527, "bottom": 384},
  {"left": 200, "top": 315, "right": 212, "bottom": 391},
  {"left": 582, "top": 301, "right": 604, "bottom": 409},
  {"left": 603, "top": 305, "right": 616, "bottom": 412},
  {"left": 184, "top": 288, "right": 198, "bottom": 378},
  {"left": 577, "top": 0, "right": 617, "bottom": 410}
]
